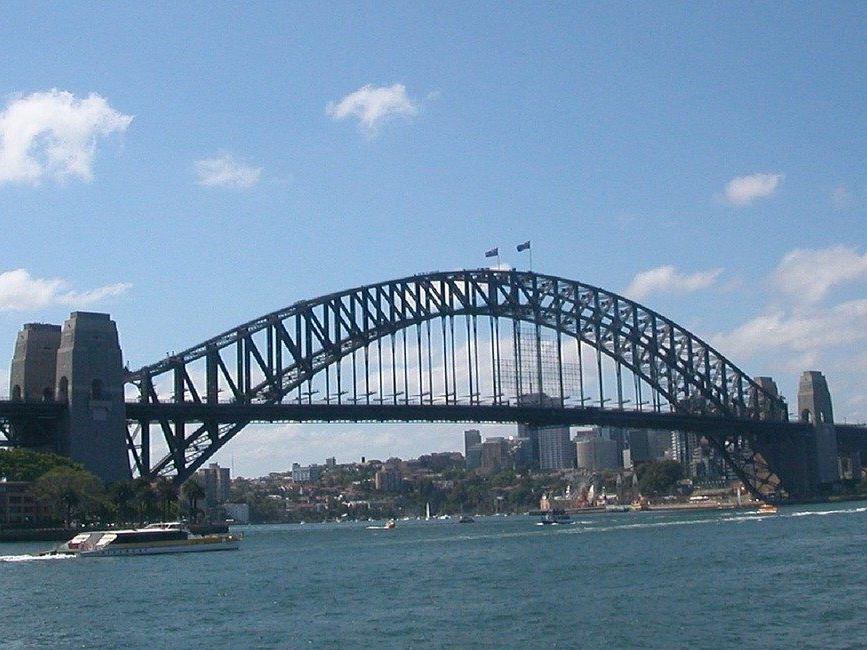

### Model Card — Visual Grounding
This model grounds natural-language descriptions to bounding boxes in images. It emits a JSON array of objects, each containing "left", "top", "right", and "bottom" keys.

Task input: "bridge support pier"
[
  {"left": 752, "top": 428, "right": 816, "bottom": 500},
  {"left": 753, "top": 423, "right": 843, "bottom": 500}
]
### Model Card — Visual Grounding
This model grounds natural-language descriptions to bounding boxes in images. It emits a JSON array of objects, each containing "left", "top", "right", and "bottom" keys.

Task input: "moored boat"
[
  {"left": 756, "top": 502, "right": 778, "bottom": 515},
  {"left": 43, "top": 522, "right": 241, "bottom": 557}
]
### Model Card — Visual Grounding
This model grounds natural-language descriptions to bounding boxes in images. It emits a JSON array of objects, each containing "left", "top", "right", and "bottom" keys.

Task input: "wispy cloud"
[
  {"left": 326, "top": 83, "right": 419, "bottom": 138},
  {"left": 0, "top": 269, "right": 131, "bottom": 312},
  {"left": 771, "top": 245, "right": 867, "bottom": 306},
  {"left": 711, "top": 298, "right": 867, "bottom": 369},
  {"left": 623, "top": 265, "right": 722, "bottom": 301},
  {"left": 0, "top": 89, "right": 132, "bottom": 185},
  {"left": 723, "top": 172, "right": 784, "bottom": 206},
  {"left": 831, "top": 184, "right": 854, "bottom": 210},
  {"left": 195, "top": 153, "right": 261, "bottom": 189}
]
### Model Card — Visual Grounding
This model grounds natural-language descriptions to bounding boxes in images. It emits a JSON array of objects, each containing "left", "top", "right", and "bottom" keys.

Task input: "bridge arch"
[{"left": 126, "top": 269, "right": 787, "bottom": 492}]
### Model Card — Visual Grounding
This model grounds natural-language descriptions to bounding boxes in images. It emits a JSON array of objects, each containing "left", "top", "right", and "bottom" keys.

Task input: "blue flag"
[
  {"left": 485, "top": 247, "right": 499, "bottom": 258},
  {"left": 516, "top": 240, "right": 531, "bottom": 252}
]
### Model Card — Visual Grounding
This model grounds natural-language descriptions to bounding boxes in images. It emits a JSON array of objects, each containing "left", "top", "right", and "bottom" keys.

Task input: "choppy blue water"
[{"left": 1, "top": 504, "right": 864, "bottom": 649}]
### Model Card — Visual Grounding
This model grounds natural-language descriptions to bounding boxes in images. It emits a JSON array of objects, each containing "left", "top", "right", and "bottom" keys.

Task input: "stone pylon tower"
[
  {"left": 797, "top": 371, "right": 834, "bottom": 424},
  {"left": 54, "top": 312, "right": 131, "bottom": 483},
  {"left": 10, "top": 323, "right": 62, "bottom": 402},
  {"left": 751, "top": 376, "right": 785, "bottom": 421},
  {"left": 797, "top": 370, "right": 839, "bottom": 486},
  {"left": 9, "top": 323, "right": 62, "bottom": 448}
]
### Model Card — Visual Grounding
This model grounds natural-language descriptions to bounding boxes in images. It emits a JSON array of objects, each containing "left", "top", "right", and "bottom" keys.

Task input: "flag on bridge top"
[
  {"left": 485, "top": 247, "right": 499, "bottom": 258},
  {"left": 516, "top": 240, "right": 531, "bottom": 252}
]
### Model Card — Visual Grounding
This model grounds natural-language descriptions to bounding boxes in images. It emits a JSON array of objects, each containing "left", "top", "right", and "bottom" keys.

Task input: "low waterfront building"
[{"left": 0, "top": 479, "right": 48, "bottom": 526}]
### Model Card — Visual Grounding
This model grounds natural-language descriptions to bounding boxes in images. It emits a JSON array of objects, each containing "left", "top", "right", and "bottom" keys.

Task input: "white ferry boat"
[{"left": 44, "top": 522, "right": 241, "bottom": 557}]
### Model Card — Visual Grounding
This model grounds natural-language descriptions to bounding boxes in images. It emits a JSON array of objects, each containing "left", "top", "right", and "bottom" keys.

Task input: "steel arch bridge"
[{"left": 125, "top": 269, "right": 792, "bottom": 497}]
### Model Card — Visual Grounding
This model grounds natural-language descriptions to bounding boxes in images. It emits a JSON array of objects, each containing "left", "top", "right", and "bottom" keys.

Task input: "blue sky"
[{"left": 1, "top": 3, "right": 866, "bottom": 476}]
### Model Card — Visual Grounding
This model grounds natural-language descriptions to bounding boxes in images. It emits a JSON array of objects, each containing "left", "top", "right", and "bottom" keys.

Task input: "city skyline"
[{"left": 1, "top": 4, "right": 866, "bottom": 476}]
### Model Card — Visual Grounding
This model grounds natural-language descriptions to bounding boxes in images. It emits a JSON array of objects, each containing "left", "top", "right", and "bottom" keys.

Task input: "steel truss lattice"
[{"left": 126, "top": 270, "right": 788, "bottom": 494}]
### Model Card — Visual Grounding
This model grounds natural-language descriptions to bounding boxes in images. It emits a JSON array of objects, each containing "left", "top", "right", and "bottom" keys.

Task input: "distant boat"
[
  {"left": 425, "top": 502, "right": 431, "bottom": 521},
  {"left": 366, "top": 519, "right": 396, "bottom": 530},
  {"left": 459, "top": 515, "right": 475, "bottom": 523},
  {"left": 537, "top": 510, "right": 571, "bottom": 526},
  {"left": 756, "top": 502, "right": 778, "bottom": 515}
]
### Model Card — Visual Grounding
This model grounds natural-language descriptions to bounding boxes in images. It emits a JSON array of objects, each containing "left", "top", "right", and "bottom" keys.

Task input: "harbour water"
[{"left": 1, "top": 503, "right": 863, "bottom": 649}]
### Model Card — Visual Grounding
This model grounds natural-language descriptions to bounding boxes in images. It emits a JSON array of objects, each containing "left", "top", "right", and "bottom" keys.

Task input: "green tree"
[
  {"left": 155, "top": 477, "right": 180, "bottom": 521},
  {"left": 0, "top": 448, "right": 83, "bottom": 482},
  {"left": 182, "top": 480, "right": 206, "bottom": 522},
  {"left": 109, "top": 480, "right": 136, "bottom": 524},
  {"left": 637, "top": 460, "right": 684, "bottom": 497},
  {"left": 132, "top": 478, "right": 159, "bottom": 524},
  {"left": 31, "top": 467, "right": 107, "bottom": 526}
]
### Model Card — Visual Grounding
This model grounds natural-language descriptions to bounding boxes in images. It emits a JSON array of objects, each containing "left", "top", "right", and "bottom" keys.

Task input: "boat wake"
[
  {"left": 0, "top": 553, "right": 75, "bottom": 563},
  {"left": 788, "top": 506, "right": 867, "bottom": 518}
]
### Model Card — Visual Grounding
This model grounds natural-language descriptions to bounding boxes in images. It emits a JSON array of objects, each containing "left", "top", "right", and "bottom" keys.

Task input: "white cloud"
[
  {"left": 195, "top": 153, "right": 261, "bottom": 189},
  {"left": 771, "top": 245, "right": 867, "bottom": 305},
  {"left": 723, "top": 172, "right": 784, "bottom": 206},
  {"left": 326, "top": 83, "right": 419, "bottom": 137},
  {"left": 711, "top": 299, "right": 867, "bottom": 361},
  {"left": 709, "top": 246, "right": 867, "bottom": 421},
  {"left": 0, "top": 89, "right": 132, "bottom": 185},
  {"left": 57, "top": 282, "right": 133, "bottom": 306},
  {"left": 623, "top": 265, "right": 722, "bottom": 301},
  {"left": 0, "top": 269, "right": 131, "bottom": 312}
]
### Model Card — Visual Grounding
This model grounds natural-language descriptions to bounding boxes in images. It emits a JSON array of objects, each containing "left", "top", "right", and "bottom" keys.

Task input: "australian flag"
[
  {"left": 516, "top": 240, "right": 531, "bottom": 252},
  {"left": 485, "top": 247, "right": 499, "bottom": 258}
]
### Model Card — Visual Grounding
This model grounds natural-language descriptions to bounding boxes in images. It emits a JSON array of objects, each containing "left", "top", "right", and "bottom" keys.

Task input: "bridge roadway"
[
  {"left": 4, "top": 399, "right": 866, "bottom": 440},
  {"left": 123, "top": 401, "right": 819, "bottom": 437},
  {"left": 4, "top": 399, "right": 867, "bottom": 438}
]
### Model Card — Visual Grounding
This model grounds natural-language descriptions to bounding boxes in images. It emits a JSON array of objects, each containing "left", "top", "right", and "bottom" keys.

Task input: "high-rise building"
[
  {"left": 575, "top": 437, "right": 619, "bottom": 471},
  {"left": 198, "top": 463, "right": 231, "bottom": 507},
  {"left": 464, "top": 429, "right": 481, "bottom": 456},
  {"left": 480, "top": 437, "right": 509, "bottom": 473},
  {"left": 464, "top": 429, "right": 482, "bottom": 470},
  {"left": 670, "top": 431, "right": 696, "bottom": 471},
  {"left": 537, "top": 426, "right": 573, "bottom": 470},
  {"left": 375, "top": 466, "right": 402, "bottom": 492}
]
